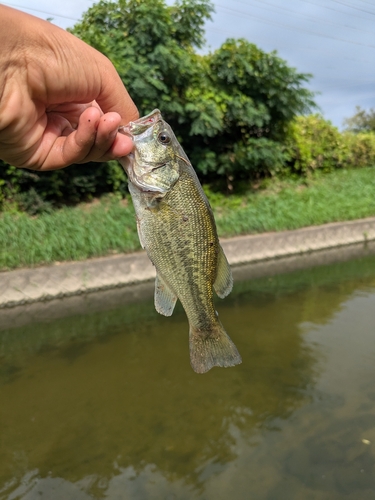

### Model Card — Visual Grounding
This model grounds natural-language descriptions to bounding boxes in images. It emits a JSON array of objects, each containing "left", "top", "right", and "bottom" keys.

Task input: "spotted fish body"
[{"left": 120, "top": 110, "right": 241, "bottom": 373}]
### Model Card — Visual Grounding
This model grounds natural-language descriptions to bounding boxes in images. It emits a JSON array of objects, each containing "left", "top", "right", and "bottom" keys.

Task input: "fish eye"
[{"left": 158, "top": 131, "right": 171, "bottom": 145}]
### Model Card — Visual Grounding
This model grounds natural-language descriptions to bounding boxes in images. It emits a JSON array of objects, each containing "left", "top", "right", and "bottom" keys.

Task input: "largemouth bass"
[{"left": 119, "top": 109, "right": 241, "bottom": 374}]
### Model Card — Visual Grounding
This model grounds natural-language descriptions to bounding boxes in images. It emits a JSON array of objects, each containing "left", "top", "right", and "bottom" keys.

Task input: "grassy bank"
[
  {"left": 215, "top": 167, "right": 375, "bottom": 236},
  {"left": 1, "top": 167, "right": 375, "bottom": 271}
]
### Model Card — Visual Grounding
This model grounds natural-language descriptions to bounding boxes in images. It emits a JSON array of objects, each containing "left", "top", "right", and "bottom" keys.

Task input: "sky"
[{"left": 3, "top": 0, "right": 375, "bottom": 128}]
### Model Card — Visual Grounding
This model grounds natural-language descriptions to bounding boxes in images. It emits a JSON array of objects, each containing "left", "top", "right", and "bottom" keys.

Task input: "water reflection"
[{"left": 1, "top": 250, "right": 375, "bottom": 499}]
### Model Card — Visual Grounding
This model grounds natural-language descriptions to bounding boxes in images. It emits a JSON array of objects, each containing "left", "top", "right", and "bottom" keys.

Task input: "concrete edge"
[
  {"left": 1, "top": 216, "right": 375, "bottom": 309},
  {"left": 2, "top": 240, "right": 375, "bottom": 332}
]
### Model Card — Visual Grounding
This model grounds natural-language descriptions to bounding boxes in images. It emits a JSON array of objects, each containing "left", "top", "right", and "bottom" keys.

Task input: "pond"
[{"left": 1, "top": 244, "right": 375, "bottom": 499}]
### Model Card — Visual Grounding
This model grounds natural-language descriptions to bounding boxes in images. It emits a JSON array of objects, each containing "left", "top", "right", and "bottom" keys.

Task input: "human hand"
[{"left": 0, "top": 5, "right": 138, "bottom": 171}]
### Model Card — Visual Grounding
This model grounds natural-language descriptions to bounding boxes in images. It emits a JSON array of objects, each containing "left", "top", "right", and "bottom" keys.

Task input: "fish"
[{"left": 119, "top": 109, "right": 241, "bottom": 374}]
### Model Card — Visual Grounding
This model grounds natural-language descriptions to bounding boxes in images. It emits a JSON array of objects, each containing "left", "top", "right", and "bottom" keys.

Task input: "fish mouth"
[
  {"left": 118, "top": 109, "right": 171, "bottom": 195},
  {"left": 120, "top": 152, "right": 134, "bottom": 176},
  {"left": 118, "top": 127, "right": 132, "bottom": 139},
  {"left": 119, "top": 109, "right": 162, "bottom": 137}
]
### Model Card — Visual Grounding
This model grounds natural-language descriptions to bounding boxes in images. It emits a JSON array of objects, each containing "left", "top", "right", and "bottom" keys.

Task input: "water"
[{"left": 1, "top": 248, "right": 375, "bottom": 499}]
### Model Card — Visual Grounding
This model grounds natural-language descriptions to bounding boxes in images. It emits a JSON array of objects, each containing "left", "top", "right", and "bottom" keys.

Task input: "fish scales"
[
  {"left": 138, "top": 168, "right": 218, "bottom": 329},
  {"left": 120, "top": 109, "right": 241, "bottom": 373}
]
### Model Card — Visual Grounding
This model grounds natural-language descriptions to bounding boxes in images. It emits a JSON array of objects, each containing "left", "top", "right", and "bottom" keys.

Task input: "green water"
[{"left": 1, "top": 252, "right": 375, "bottom": 499}]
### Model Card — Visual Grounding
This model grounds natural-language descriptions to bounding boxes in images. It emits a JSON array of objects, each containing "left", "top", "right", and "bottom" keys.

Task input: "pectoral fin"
[
  {"left": 213, "top": 245, "right": 233, "bottom": 298},
  {"left": 154, "top": 273, "right": 177, "bottom": 317},
  {"left": 135, "top": 218, "right": 146, "bottom": 249}
]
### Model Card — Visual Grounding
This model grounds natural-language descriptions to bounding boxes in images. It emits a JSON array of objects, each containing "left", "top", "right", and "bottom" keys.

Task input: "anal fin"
[{"left": 154, "top": 273, "right": 177, "bottom": 317}]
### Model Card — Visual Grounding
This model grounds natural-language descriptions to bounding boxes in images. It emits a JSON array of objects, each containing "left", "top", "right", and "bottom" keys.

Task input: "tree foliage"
[
  {"left": 1, "top": 0, "right": 317, "bottom": 211},
  {"left": 69, "top": 0, "right": 214, "bottom": 117},
  {"left": 70, "top": 0, "right": 316, "bottom": 185},
  {"left": 343, "top": 106, "right": 375, "bottom": 134}
]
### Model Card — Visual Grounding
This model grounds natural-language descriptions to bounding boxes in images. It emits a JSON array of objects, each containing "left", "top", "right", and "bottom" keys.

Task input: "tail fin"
[{"left": 189, "top": 322, "right": 242, "bottom": 374}]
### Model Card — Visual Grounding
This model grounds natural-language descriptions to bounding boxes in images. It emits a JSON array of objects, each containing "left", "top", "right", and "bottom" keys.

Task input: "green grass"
[
  {"left": 213, "top": 167, "right": 375, "bottom": 236},
  {"left": 1, "top": 167, "right": 375, "bottom": 271},
  {"left": 0, "top": 196, "right": 141, "bottom": 270}
]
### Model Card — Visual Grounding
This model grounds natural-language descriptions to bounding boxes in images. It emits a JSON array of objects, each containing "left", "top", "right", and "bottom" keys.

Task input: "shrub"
[
  {"left": 0, "top": 160, "right": 128, "bottom": 214},
  {"left": 285, "top": 115, "right": 375, "bottom": 175},
  {"left": 285, "top": 115, "right": 346, "bottom": 174},
  {"left": 342, "top": 132, "right": 375, "bottom": 168}
]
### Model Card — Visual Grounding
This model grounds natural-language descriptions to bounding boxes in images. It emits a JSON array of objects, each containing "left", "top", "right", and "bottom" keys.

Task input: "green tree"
[
  {"left": 71, "top": 0, "right": 316, "bottom": 186},
  {"left": 70, "top": 0, "right": 214, "bottom": 118},
  {"left": 186, "top": 38, "right": 315, "bottom": 184},
  {"left": 343, "top": 106, "right": 375, "bottom": 133},
  {"left": 1, "top": 0, "right": 317, "bottom": 212}
]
